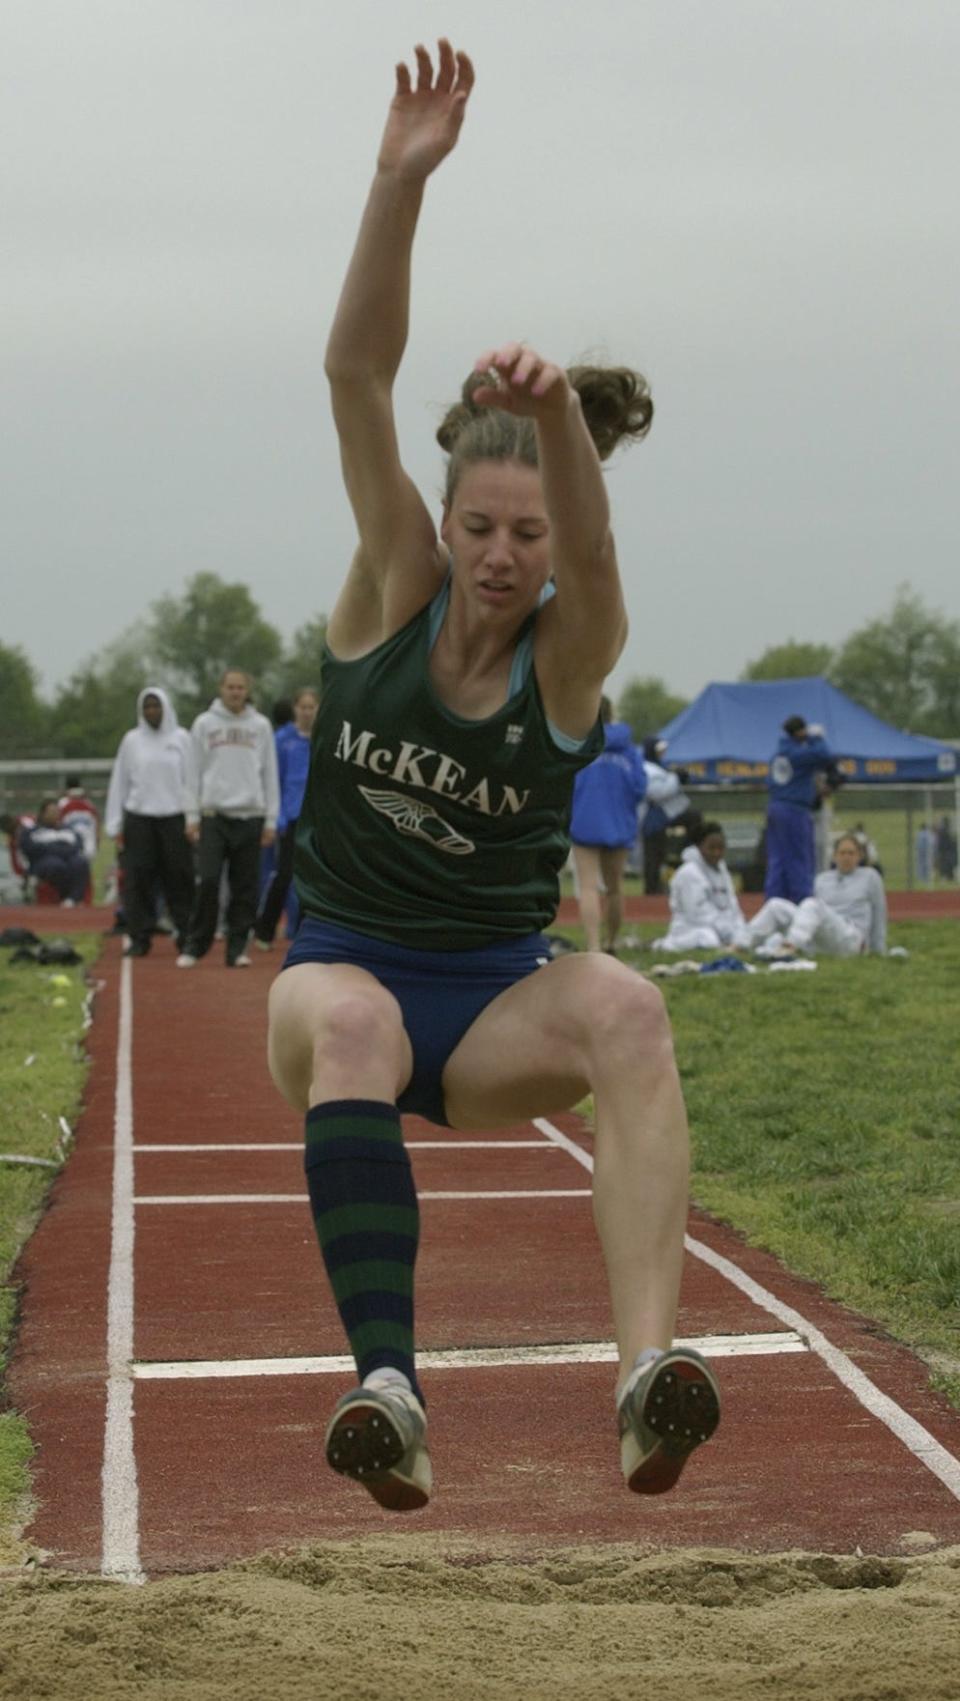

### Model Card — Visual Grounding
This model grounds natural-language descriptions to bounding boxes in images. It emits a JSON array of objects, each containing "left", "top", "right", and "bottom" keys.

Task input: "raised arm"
[{"left": 325, "top": 41, "right": 475, "bottom": 654}]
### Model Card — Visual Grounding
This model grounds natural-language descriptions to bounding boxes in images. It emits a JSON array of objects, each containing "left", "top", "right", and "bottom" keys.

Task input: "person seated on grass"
[
  {"left": 57, "top": 775, "right": 101, "bottom": 866},
  {"left": 652, "top": 820, "right": 751, "bottom": 954},
  {"left": 10, "top": 799, "right": 92, "bottom": 906},
  {"left": 745, "top": 830, "right": 887, "bottom": 959}
]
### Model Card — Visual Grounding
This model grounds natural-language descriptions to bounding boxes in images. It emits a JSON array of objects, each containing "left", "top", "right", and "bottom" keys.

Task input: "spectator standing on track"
[
  {"left": 57, "top": 776, "right": 100, "bottom": 869},
  {"left": 764, "top": 715, "right": 842, "bottom": 903},
  {"left": 254, "top": 686, "right": 319, "bottom": 948},
  {"left": 104, "top": 688, "right": 196, "bottom": 959},
  {"left": 14, "top": 799, "right": 90, "bottom": 905},
  {"left": 266, "top": 40, "right": 720, "bottom": 1518},
  {"left": 653, "top": 821, "right": 751, "bottom": 953},
  {"left": 569, "top": 696, "right": 646, "bottom": 954},
  {"left": 255, "top": 698, "right": 296, "bottom": 915},
  {"left": 747, "top": 831, "right": 887, "bottom": 958},
  {"left": 177, "top": 669, "right": 279, "bottom": 969},
  {"left": 637, "top": 738, "right": 697, "bottom": 894}
]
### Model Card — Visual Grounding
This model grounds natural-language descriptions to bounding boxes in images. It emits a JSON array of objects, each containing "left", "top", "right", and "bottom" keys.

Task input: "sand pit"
[{"left": 1, "top": 1537, "right": 958, "bottom": 1701}]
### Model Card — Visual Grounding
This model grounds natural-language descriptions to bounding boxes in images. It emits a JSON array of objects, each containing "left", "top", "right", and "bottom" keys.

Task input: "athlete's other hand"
[
  {"left": 471, "top": 344, "right": 573, "bottom": 423},
  {"left": 261, "top": 827, "right": 276, "bottom": 849},
  {"left": 378, "top": 39, "right": 475, "bottom": 181},
  {"left": 185, "top": 823, "right": 200, "bottom": 846}
]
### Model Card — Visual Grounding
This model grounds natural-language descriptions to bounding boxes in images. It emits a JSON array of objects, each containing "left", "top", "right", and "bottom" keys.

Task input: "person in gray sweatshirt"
[
  {"left": 745, "top": 832, "right": 887, "bottom": 958},
  {"left": 177, "top": 669, "right": 280, "bottom": 968}
]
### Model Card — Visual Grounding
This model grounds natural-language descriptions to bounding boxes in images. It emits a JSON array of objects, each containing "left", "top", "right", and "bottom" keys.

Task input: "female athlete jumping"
[{"left": 267, "top": 39, "right": 720, "bottom": 1511}]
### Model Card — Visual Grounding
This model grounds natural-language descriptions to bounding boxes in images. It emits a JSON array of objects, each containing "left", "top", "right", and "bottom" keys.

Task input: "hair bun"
[
  {"left": 568, "top": 365, "right": 654, "bottom": 461},
  {"left": 436, "top": 372, "right": 492, "bottom": 453}
]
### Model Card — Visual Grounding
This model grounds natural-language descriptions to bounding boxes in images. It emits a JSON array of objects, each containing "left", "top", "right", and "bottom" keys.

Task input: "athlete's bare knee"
[
  {"left": 311, "top": 987, "right": 404, "bottom": 1075},
  {"left": 584, "top": 964, "right": 673, "bottom": 1068}
]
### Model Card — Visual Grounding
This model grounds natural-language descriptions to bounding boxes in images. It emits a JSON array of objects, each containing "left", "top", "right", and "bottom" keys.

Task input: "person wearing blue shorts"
[{"left": 267, "top": 39, "right": 721, "bottom": 1514}]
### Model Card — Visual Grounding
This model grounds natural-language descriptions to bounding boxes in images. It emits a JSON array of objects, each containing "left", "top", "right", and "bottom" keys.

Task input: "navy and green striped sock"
[{"left": 304, "top": 1099, "right": 423, "bottom": 1406}]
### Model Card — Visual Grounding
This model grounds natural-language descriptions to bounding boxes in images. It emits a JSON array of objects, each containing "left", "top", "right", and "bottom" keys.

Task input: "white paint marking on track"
[
  {"left": 133, "top": 1190, "right": 592, "bottom": 1204},
  {"left": 132, "top": 1141, "right": 552, "bottom": 1153},
  {"left": 132, "top": 1332, "right": 807, "bottom": 1380},
  {"left": 687, "top": 1233, "right": 960, "bottom": 1501},
  {"left": 101, "top": 956, "right": 145, "bottom": 1586},
  {"left": 534, "top": 1117, "right": 960, "bottom": 1505}
]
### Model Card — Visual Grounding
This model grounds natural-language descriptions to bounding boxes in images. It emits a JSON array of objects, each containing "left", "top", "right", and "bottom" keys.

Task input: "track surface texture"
[{"left": 5, "top": 901, "right": 960, "bottom": 1587}]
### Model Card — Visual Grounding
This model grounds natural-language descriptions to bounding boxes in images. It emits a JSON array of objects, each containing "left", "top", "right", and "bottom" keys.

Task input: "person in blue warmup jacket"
[
  {"left": 570, "top": 697, "right": 647, "bottom": 953},
  {"left": 254, "top": 686, "right": 319, "bottom": 945},
  {"left": 764, "top": 713, "right": 842, "bottom": 902}
]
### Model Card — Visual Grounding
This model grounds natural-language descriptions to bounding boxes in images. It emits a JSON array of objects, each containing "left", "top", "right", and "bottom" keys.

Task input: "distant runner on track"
[{"left": 267, "top": 38, "right": 720, "bottom": 1513}]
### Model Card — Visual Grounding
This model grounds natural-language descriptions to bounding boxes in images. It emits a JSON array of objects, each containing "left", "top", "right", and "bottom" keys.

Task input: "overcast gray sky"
[{"left": 4, "top": 0, "right": 959, "bottom": 702}]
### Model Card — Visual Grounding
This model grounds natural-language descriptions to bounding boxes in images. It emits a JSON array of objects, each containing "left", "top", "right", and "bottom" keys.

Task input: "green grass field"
[
  {"left": 0, "top": 932, "right": 99, "bottom": 1561},
  {"left": 0, "top": 918, "right": 958, "bottom": 1558},
  {"left": 594, "top": 917, "right": 960, "bottom": 1408}
]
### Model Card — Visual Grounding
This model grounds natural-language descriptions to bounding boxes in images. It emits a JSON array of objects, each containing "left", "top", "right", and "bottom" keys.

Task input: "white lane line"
[
  {"left": 133, "top": 1332, "right": 807, "bottom": 1380},
  {"left": 133, "top": 1190, "right": 592, "bottom": 1204},
  {"left": 101, "top": 956, "right": 145, "bottom": 1586},
  {"left": 687, "top": 1234, "right": 960, "bottom": 1500},
  {"left": 534, "top": 1116, "right": 960, "bottom": 1504},
  {"left": 132, "top": 1141, "right": 552, "bottom": 1153}
]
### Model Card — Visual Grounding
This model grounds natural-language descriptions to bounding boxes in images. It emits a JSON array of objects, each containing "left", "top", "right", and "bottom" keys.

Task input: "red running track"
[{"left": 7, "top": 927, "right": 960, "bottom": 1579}]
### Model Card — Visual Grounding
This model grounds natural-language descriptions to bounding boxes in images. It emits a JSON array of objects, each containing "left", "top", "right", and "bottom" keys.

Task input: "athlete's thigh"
[
  {"left": 267, "top": 961, "right": 413, "bottom": 1112},
  {"left": 441, "top": 951, "right": 656, "bottom": 1131}
]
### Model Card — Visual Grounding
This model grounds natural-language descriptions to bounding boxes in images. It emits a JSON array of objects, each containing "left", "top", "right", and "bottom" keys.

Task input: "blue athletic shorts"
[{"left": 282, "top": 918, "right": 552, "bottom": 1127}]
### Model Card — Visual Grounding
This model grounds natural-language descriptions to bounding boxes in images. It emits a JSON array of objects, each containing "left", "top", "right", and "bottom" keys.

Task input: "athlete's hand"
[
  {"left": 471, "top": 343, "right": 573, "bottom": 423},
  {"left": 261, "top": 827, "right": 276, "bottom": 849},
  {"left": 377, "top": 39, "right": 475, "bottom": 181},
  {"left": 185, "top": 823, "right": 200, "bottom": 846}
]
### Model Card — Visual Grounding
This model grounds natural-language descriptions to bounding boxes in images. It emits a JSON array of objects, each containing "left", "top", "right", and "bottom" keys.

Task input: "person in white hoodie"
[
  {"left": 105, "top": 687, "right": 195, "bottom": 957},
  {"left": 177, "top": 668, "right": 279, "bottom": 968},
  {"left": 745, "top": 832, "right": 887, "bottom": 958},
  {"left": 653, "top": 822, "right": 751, "bottom": 953}
]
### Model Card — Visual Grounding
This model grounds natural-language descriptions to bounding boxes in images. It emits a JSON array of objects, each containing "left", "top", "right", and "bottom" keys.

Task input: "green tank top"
[{"left": 295, "top": 594, "right": 603, "bottom": 948}]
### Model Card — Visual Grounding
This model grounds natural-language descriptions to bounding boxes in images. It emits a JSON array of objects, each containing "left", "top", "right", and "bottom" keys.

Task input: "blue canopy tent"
[{"left": 656, "top": 678, "right": 957, "bottom": 786}]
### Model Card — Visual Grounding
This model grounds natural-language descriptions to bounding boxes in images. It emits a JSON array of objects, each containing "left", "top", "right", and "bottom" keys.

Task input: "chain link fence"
[{"left": 2, "top": 762, "right": 959, "bottom": 895}]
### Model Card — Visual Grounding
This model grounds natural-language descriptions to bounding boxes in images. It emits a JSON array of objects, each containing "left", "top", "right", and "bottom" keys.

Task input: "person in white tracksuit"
[
  {"left": 746, "top": 832, "right": 887, "bottom": 958},
  {"left": 654, "top": 822, "right": 751, "bottom": 953}
]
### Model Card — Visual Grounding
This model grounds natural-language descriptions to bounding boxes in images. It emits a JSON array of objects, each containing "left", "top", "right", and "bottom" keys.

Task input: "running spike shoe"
[
  {"left": 618, "top": 1348, "right": 721, "bottom": 1495},
  {"left": 324, "top": 1385, "right": 432, "bottom": 1512}
]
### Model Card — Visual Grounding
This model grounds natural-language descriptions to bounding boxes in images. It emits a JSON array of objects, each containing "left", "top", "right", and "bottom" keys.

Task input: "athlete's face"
[
  {"left": 441, "top": 460, "right": 551, "bottom": 618},
  {"left": 142, "top": 695, "right": 163, "bottom": 728}
]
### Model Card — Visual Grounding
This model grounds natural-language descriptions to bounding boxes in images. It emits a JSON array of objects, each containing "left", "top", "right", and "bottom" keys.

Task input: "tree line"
[
  {"left": 615, "top": 586, "right": 960, "bottom": 745},
  {"left": 2, "top": 578, "right": 958, "bottom": 760},
  {"left": 1, "top": 574, "right": 328, "bottom": 758}
]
